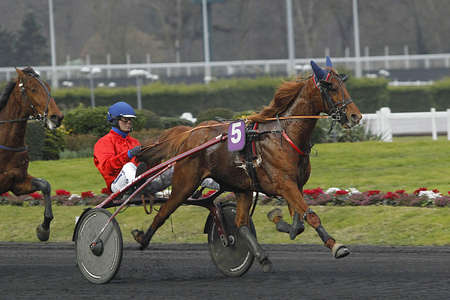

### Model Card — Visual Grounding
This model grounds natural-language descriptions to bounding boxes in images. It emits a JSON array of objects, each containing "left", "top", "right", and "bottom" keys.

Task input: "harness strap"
[
  {"left": 0, "top": 145, "right": 28, "bottom": 152},
  {"left": 0, "top": 118, "right": 29, "bottom": 124},
  {"left": 281, "top": 130, "right": 306, "bottom": 156},
  {"left": 244, "top": 122, "right": 262, "bottom": 192},
  {"left": 251, "top": 122, "right": 258, "bottom": 156}
]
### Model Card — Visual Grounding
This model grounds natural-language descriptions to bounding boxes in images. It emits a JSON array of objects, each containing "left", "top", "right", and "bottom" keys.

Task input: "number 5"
[{"left": 230, "top": 122, "right": 242, "bottom": 144}]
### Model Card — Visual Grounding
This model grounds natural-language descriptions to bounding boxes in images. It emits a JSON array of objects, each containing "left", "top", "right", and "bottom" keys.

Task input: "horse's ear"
[
  {"left": 325, "top": 56, "right": 333, "bottom": 68},
  {"left": 310, "top": 60, "right": 327, "bottom": 81},
  {"left": 15, "top": 68, "right": 25, "bottom": 78}
]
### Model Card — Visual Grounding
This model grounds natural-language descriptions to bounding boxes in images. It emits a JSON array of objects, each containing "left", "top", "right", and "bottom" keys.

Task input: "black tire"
[
  {"left": 207, "top": 203, "right": 256, "bottom": 277},
  {"left": 75, "top": 208, "right": 123, "bottom": 284}
]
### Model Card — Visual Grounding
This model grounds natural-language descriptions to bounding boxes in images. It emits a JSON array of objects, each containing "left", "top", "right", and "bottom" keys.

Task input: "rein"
[
  {"left": 140, "top": 114, "right": 328, "bottom": 154},
  {"left": 141, "top": 73, "right": 349, "bottom": 157}
]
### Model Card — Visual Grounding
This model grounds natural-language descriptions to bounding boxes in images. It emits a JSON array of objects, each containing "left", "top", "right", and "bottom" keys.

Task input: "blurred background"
[
  {"left": 0, "top": 0, "right": 449, "bottom": 161},
  {"left": 1, "top": 0, "right": 450, "bottom": 85}
]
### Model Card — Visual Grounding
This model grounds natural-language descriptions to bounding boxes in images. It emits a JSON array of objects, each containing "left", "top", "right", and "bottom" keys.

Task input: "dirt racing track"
[{"left": 1, "top": 242, "right": 449, "bottom": 299}]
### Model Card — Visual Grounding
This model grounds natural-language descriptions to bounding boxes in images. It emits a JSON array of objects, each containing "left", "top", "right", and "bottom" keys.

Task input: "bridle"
[
  {"left": 314, "top": 72, "right": 353, "bottom": 124},
  {"left": 270, "top": 72, "right": 353, "bottom": 155},
  {"left": 0, "top": 72, "right": 52, "bottom": 152}
]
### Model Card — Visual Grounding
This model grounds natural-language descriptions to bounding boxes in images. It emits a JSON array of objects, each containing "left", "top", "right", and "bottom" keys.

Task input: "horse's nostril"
[
  {"left": 50, "top": 115, "right": 63, "bottom": 127},
  {"left": 351, "top": 114, "right": 361, "bottom": 123}
]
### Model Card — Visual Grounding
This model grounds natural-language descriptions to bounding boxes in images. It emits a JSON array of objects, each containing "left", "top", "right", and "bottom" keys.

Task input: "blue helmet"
[{"left": 107, "top": 101, "right": 136, "bottom": 125}]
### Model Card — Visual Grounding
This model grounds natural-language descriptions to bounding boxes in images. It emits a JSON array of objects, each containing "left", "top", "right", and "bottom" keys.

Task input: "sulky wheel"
[
  {"left": 75, "top": 208, "right": 123, "bottom": 284},
  {"left": 207, "top": 203, "right": 256, "bottom": 277}
]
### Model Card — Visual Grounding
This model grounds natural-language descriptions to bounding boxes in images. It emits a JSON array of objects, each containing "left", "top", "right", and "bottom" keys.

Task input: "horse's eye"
[{"left": 31, "top": 88, "right": 37, "bottom": 93}]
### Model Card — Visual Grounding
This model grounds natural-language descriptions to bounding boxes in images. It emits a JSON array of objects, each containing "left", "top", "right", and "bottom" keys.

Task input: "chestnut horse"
[
  {"left": 133, "top": 57, "right": 362, "bottom": 270},
  {"left": 0, "top": 67, "right": 63, "bottom": 241}
]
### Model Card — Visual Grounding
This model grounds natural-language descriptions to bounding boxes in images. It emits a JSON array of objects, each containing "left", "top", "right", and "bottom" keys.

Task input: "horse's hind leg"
[
  {"left": 132, "top": 164, "right": 202, "bottom": 250},
  {"left": 235, "top": 192, "right": 272, "bottom": 272},
  {"left": 12, "top": 176, "right": 53, "bottom": 241},
  {"left": 267, "top": 204, "right": 305, "bottom": 239}
]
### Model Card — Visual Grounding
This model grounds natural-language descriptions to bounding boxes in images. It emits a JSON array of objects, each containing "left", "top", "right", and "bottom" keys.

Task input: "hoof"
[
  {"left": 275, "top": 220, "right": 291, "bottom": 233},
  {"left": 332, "top": 243, "right": 350, "bottom": 259},
  {"left": 131, "top": 229, "right": 148, "bottom": 250},
  {"left": 267, "top": 208, "right": 283, "bottom": 222},
  {"left": 260, "top": 258, "right": 273, "bottom": 273},
  {"left": 36, "top": 224, "right": 50, "bottom": 242},
  {"left": 289, "top": 212, "right": 305, "bottom": 240}
]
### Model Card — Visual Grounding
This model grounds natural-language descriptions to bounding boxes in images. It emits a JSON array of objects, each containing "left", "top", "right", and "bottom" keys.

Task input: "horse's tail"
[{"left": 138, "top": 125, "right": 193, "bottom": 168}]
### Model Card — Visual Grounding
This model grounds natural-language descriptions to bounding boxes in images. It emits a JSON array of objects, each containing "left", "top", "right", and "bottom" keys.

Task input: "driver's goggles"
[{"left": 119, "top": 117, "right": 135, "bottom": 122}]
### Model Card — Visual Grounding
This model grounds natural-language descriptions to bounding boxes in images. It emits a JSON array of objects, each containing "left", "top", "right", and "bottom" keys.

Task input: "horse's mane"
[
  {"left": 0, "top": 80, "right": 16, "bottom": 112},
  {"left": 22, "top": 66, "right": 39, "bottom": 77},
  {"left": 247, "top": 77, "right": 309, "bottom": 122}
]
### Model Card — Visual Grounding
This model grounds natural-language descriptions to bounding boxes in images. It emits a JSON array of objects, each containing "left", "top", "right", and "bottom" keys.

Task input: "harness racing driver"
[{"left": 93, "top": 101, "right": 144, "bottom": 193}]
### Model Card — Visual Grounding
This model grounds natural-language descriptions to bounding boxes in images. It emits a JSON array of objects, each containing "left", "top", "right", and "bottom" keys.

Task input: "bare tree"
[
  {"left": 1, "top": 0, "right": 450, "bottom": 64},
  {"left": 142, "top": 0, "right": 200, "bottom": 62},
  {"left": 292, "top": 0, "right": 334, "bottom": 58}
]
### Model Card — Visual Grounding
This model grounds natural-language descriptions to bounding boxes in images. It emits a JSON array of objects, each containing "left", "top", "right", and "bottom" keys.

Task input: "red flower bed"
[
  {"left": 414, "top": 187, "right": 427, "bottom": 195},
  {"left": 0, "top": 186, "right": 448, "bottom": 208},
  {"left": 335, "top": 190, "right": 349, "bottom": 195},
  {"left": 55, "top": 189, "right": 71, "bottom": 196},
  {"left": 101, "top": 187, "right": 111, "bottom": 195},
  {"left": 303, "top": 188, "right": 324, "bottom": 199},
  {"left": 367, "top": 190, "right": 380, "bottom": 196},
  {"left": 301, "top": 187, "right": 449, "bottom": 207},
  {"left": 29, "top": 192, "right": 43, "bottom": 200},
  {"left": 81, "top": 191, "right": 95, "bottom": 199}
]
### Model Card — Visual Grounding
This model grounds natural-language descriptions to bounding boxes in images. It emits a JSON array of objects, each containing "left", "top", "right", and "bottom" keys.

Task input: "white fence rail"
[
  {"left": 1, "top": 52, "right": 450, "bottom": 86},
  {"left": 363, "top": 108, "right": 450, "bottom": 142}
]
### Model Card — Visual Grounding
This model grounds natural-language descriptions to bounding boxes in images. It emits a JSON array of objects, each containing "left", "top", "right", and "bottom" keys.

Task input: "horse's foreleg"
[
  {"left": 12, "top": 176, "right": 53, "bottom": 241},
  {"left": 280, "top": 183, "right": 350, "bottom": 259},
  {"left": 235, "top": 192, "right": 272, "bottom": 272},
  {"left": 303, "top": 208, "right": 349, "bottom": 258}
]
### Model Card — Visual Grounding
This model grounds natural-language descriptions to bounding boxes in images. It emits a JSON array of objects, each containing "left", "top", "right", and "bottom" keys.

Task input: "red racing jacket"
[{"left": 93, "top": 129, "right": 141, "bottom": 192}]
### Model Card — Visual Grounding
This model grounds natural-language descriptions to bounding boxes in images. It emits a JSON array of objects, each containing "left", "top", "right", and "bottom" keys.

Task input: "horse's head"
[
  {"left": 15, "top": 67, "right": 64, "bottom": 130},
  {"left": 310, "top": 57, "right": 362, "bottom": 128}
]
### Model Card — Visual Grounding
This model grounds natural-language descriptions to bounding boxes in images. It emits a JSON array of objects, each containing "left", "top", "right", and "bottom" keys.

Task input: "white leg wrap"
[{"left": 332, "top": 243, "right": 344, "bottom": 257}]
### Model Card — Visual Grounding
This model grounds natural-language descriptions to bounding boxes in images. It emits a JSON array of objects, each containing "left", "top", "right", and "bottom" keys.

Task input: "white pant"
[
  {"left": 111, "top": 162, "right": 137, "bottom": 193},
  {"left": 111, "top": 163, "right": 221, "bottom": 194}
]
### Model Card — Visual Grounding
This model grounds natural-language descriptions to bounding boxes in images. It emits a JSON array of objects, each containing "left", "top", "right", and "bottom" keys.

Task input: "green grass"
[
  {"left": 1, "top": 205, "right": 449, "bottom": 246},
  {"left": 28, "top": 137, "right": 450, "bottom": 194},
  {"left": 305, "top": 138, "right": 449, "bottom": 192},
  {"left": 29, "top": 158, "right": 105, "bottom": 194},
  {"left": 5, "top": 137, "right": 446, "bottom": 245}
]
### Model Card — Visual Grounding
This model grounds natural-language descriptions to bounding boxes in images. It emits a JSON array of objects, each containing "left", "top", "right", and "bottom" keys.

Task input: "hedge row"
[
  {"left": 388, "top": 78, "right": 450, "bottom": 112},
  {"left": 50, "top": 76, "right": 449, "bottom": 116},
  {"left": 52, "top": 77, "right": 283, "bottom": 117},
  {"left": 25, "top": 121, "right": 65, "bottom": 160}
]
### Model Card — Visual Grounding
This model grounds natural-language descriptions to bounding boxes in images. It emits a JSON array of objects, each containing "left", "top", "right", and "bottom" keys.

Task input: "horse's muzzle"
[
  {"left": 351, "top": 113, "right": 362, "bottom": 125},
  {"left": 49, "top": 114, "right": 64, "bottom": 129},
  {"left": 342, "top": 113, "right": 362, "bottom": 128}
]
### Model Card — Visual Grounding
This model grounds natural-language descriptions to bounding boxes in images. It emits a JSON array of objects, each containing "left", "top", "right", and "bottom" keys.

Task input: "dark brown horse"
[
  {"left": 0, "top": 67, "right": 63, "bottom": 241},
  {"left": 133, "top": 57, "right": 362, "bottom": 270}
]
